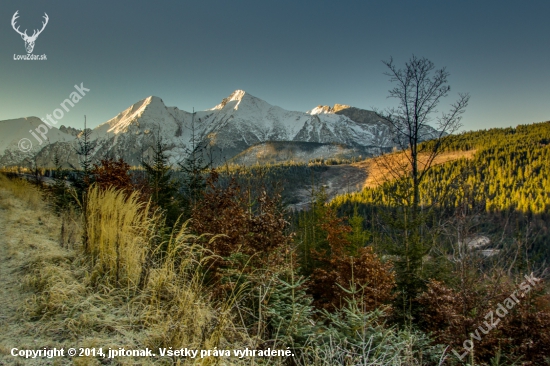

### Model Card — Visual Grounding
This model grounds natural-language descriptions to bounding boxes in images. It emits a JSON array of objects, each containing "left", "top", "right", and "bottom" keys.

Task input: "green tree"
[
  {"left": 266, "top": 273, "right": 316, "bottom": 347},
  {"left": 142, "top": 136, "right": 180, "bottom": 226},
  {"left": 70, "top": 116, "right": 97, "bottom": 251},
  {"left": 346, "top": 205, "right": 371, "bottom": 256},
  {"left": 50, "top": 150, "right": 72, "bottom": 212},
  {"left": 178, "top": 109, "right": 211, "bottom": 218},
  {"left": 296, "top": 186, "right": 330, "bottom": 275}
]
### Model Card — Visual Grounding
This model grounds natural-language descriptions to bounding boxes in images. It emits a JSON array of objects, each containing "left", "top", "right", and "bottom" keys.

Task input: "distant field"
[{"left": 352, "top": 149, "right": 477, "bottom": 189}]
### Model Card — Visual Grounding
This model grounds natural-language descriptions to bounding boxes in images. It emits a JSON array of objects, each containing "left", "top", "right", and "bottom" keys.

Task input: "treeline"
[
  {"left": 422, "top": 120, "right": 550, "bottom": 153},
  {"left": 333, "top": 121, "right": 550, "bottom": 261}
]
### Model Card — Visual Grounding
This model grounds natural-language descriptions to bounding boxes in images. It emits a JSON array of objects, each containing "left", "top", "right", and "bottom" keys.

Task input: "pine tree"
[
  {"left": 178, "top": 109, "right": 211, "bottom": 218},
  {"left": 142, "top": 136, "right": 180, "bottom": 226},
  {"left": 296, "top": 185, "right": 329, "bottom": 275},
  {"left": 70, "top": 116, "right": 96, "bottom": 201},
  {"left": 69, "top": 116, "right": 97, "bottom": 251},
  {"left": 50, "top": 150, "right": 72, "bottom": 212},
  {"left": 347, "top": 205, "right": 371, "bottom": 256},
  {"left": 266, "top": 273, "right": 316, "bottom": 347}
]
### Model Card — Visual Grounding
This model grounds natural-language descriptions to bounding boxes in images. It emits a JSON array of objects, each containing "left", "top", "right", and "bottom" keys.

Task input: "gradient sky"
[{"left": 1, "top": 0, "right": 549, "bottom": 132}]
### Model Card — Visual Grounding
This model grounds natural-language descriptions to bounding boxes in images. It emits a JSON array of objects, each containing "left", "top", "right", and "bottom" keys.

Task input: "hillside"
[
  {"left": 221, "top": 145, "right": 477, "bottom": 209},
  {"left": 331, "top": 121, "right": 550, "bottom": 264},
  {"left": 228, "top": 141, "right": 385, "bottom": 166},
  {"left": 334, "top": 121, "right": 550, "bottom": 212},
  {"left": 1, "top": 91, "right": 420, "bottom": 168},
  {"left": 351, "top": 149, "right": 477, "bottom": 189}
]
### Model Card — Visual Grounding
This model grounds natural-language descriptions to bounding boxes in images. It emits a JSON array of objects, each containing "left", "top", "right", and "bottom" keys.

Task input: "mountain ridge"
[{"left": 0, "top": 90, "right": 434, "bottom": 167}]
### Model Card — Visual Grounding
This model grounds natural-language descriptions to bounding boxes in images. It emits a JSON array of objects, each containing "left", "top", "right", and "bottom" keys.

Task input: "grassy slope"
[
  {"left": 0, "top": 177, "right": 154, "bottom": 366},
  {"left": 351, "top": 149, "right": 477, "bottom": 189},
  {"left": 0, "top": 178, "right": 66, "bottom": 365},
  {"left": 334, "top": 121, "right": 550, "bottom": 212}
]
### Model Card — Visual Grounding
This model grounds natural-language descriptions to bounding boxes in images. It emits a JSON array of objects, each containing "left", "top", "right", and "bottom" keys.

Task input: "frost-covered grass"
[{"left": 0, "top": 175, "right": 446, "bottom": 365}]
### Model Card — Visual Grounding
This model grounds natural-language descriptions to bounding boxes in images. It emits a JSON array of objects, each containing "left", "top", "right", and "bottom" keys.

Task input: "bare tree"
[
  {"left": 377, "top": 55, "right": 470, "bottom": 213},
  {"left": 373, "top": 55, "right": 470, "bottom": 323}
]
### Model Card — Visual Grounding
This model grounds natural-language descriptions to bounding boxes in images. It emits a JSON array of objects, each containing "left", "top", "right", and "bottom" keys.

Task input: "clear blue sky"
[{"left": 1, "top": 0, "right": 549, "bottom": 132}]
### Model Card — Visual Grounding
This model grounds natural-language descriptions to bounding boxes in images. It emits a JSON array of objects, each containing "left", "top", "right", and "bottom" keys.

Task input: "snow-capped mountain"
[
  {"left": 0, "top": 117, "right": 76, "bottom": 166},
  {"left": 82, "top": 90, "right": 397, "bottom": 165},
  {"left": 0, "top": 90, "right": 433, "bottom": 167}
]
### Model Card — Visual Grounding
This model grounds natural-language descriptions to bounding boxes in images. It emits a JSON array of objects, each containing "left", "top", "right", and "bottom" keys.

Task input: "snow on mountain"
[
  {"left": 70, "top": 90, "right": 398, "bottom": 166},
  {"left": 196, "top": 90, "right": 395, "bottom": 151},
  {"left": 0, "top": 117, "right": 76, "bottom": 166},
  {"left": 0, "top": 90, "right": 431, "bottom": 167}
]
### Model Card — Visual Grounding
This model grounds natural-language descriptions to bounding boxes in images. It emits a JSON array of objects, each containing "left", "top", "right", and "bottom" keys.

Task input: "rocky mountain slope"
[
  {"left": 0, "top": 90, "right": 437, "bottom": 167},
  {"left": 0, "top": 118, "right": 76, "bottom": 167}
]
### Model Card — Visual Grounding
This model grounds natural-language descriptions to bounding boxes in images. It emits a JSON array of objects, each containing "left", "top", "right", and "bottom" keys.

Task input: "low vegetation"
[{"left": 1, "top": 120, "right": 550, "bottom": 365}]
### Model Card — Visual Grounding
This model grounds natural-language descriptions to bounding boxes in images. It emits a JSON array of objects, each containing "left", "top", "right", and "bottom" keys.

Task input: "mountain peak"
[
  {"left": 211, "top": 90, "right": 262, "bottom": 111},
  {"left": 228, "top": 89, "right": 247, "bottom": 101},
  {"left": 99, "top": 95, "right": 168, "bottom": 134},
  {"left": 308, "top": 103, "right": 352, "bottom": 115},
  {"left": 308, "top": 105, "right": 333, "bottom": 115},
  {"left": 333, "top": 103, "right": 351, "bottom": 112},
  {"left": 143, "top": 95, "right": 167, "bottom": 108}
]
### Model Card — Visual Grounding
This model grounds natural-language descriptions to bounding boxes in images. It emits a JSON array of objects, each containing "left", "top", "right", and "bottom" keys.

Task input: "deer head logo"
[{"left": 11, "top": 11, "right": 49, "bottom": 54}]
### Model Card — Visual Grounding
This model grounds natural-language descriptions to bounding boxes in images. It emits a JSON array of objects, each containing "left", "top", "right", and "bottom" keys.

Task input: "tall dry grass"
[
  {"left": 81, "top": 185, "right": 252, "bottom": 363},
  {"left": 5, "top": 180, "right": 256, "bottom": 364},
  {"left": 84, "top": 185, "right": 162, "bottom": 289}
]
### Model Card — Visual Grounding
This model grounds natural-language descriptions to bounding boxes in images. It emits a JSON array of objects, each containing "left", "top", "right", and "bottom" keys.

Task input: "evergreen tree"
[
  {"left": 70, "top": 116, "right": 96, "bottom": 201},
  {"left": 69, "top": 116, "right": 97, "bottom": 251},
  {"left": 142, "top": 136, "right": 180, "bottom": 226},
  {"left": 50, "top": 150, "right": 72, "bottom": 212},
  {"left": 178, "top": 109, "right": 211, "bottom": 218},
  {"left": 296, "top": 186, "right": 329, "bottom": 275},
  {"left": 266, "top": 273, "right": 316, "bottom": 347},
  {"left": 346, "top": 205, "right": 371, "bottom": 256}
]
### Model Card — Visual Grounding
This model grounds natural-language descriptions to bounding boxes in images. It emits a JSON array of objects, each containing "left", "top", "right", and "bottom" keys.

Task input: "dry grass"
[
  {"left": 352, "top": 149, "right": 476, "bottom": 188},
  {"left": 85, "top": 186, "right": 161, "bottom": 289},
  {"left": 0, "top": 176, "right": 257, "bottom": 365},
  {"left": 0, "top": 173, "right": 44, "bottom": 208},
  {"left": 0, "top": 173, "right": 447, "bottom": 365},
  {"left": 82, "top": 185, "right": 237, "bottom": 358},
  {"left": 0, "top": 174, "right": 78, "bottom": 365}
]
